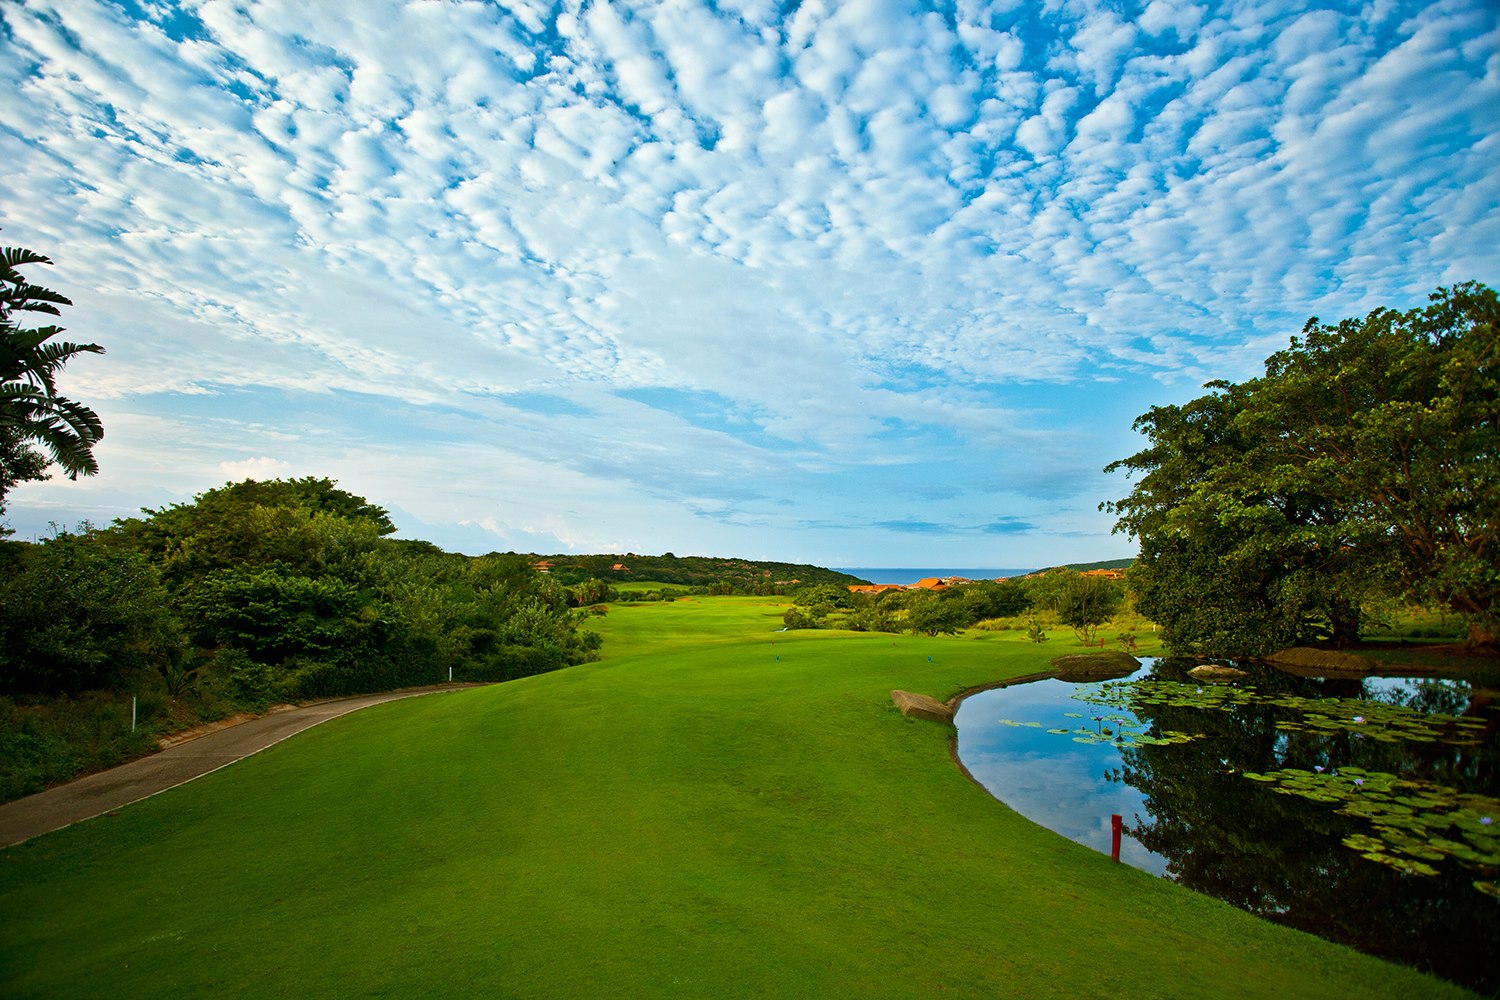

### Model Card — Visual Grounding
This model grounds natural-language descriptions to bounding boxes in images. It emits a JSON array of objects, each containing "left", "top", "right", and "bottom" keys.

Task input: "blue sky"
[{"left": 2, "top": 0, "right": 1496, "bottom": 567}]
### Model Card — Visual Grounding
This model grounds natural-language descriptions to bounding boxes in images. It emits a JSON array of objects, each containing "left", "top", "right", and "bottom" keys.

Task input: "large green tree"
[
  {"left": 1106, "top": 282, "right": 1498, "bottom": 654},
  {"left": 0, "top": 244, "right": 104, "bottom": 515}
]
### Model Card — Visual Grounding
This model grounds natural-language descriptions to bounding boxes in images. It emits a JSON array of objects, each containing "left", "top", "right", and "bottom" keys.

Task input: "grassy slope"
[{"left": 0, "top": 596, "right": 1471, "bottom": 998}]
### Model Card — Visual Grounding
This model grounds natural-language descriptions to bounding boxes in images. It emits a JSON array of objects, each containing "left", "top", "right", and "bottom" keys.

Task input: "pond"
[{"left": 954, "top": 657, "right": 1500, "bottom": 994}]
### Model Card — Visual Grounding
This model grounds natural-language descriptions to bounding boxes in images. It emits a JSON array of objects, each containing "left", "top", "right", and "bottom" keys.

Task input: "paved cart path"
[{"left": 0, "top": 684, "right": 484, "bottom": 849}]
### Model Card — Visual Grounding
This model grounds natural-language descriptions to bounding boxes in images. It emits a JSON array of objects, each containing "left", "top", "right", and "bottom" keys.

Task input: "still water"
[{"left": 955, "top": 658, "right": 1500, "bottom": 993}]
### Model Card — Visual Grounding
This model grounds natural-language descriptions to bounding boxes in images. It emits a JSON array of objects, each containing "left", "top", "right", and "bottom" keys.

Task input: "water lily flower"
[
  {"left": 1352, "top": 715, "right": 1365, "bottom": 724},
  {"left": 1313, "top": 765, "right": 1325, "bottom": 773},
  {"left": 1483, "top": 816, "right": 1494, "bottom": 827},
  {"left": 1354, "top": 778, "right": 1365, "bottom": 787}
]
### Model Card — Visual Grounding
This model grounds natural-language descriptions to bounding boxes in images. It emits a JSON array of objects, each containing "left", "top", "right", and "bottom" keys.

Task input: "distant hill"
[
  {"left": 1045, "top": 557, "right": 1135, "bottom": 574},
  {"left": 530, "top": 553, "right": 868, "bottom": 589}
]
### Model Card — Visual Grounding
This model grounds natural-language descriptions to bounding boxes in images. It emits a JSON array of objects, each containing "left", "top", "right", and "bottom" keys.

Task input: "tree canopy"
[
  {"left": 1, "top": 477, "right": 602, "bottom": 699},
  {"left": 1105, "top": 282, "right": 1498, "bottom": 654}
]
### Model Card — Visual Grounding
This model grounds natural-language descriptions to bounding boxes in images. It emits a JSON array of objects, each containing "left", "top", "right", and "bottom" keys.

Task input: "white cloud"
[
  {"left": 218, "top": 456, "right": 293, "bottom": 480},
  {"left": 1, "top": 0, "right": 1494, "bottom": 566}
]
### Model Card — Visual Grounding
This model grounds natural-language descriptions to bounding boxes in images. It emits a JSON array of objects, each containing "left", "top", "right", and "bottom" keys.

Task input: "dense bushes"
[
  {"left": 0, "top": 477, "right": 606, "bottom": 799},
  {"left": 0, "top": 532, "right": 182, "bottom": 695}
]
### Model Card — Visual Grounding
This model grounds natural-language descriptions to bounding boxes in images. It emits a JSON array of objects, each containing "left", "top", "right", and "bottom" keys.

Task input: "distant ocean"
[{"left": 834, "top": 567, "right": 1036, "bottom": 585}]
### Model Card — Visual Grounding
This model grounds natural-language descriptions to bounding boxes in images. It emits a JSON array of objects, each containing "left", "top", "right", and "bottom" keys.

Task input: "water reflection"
[{"left": 955, "top": 658, "right": 1500, "bottom": 994}]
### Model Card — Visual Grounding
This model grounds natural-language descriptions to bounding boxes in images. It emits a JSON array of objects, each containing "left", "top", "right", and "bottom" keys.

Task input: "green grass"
[
  {"left": 0, "top": 597, "right": 1470, "bottom": 998},
  {"left": 609, "top": 579, "right": 696, "bottom": 594}
]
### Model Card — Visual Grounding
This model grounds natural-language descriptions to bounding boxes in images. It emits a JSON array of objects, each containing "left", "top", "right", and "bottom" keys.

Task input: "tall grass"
[{"left": 0, "top": 693, "right": 164, "bottom": 802}]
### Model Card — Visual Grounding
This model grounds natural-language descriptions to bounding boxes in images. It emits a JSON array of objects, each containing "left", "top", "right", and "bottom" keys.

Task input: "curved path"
[{"left": 0, "top": 684, "right": 483, "bottom": 849}]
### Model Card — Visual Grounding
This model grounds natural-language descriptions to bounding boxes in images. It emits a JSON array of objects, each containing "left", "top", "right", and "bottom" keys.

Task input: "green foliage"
[
  {"left": 213, "top": 648, "right": 277, "bottom": 709},
  {"left": 183, "top": 566, "right": 375, "bottom": 665},
  {"left": 1020, "top": 568, "right": 1075, "bottom": 613},
  {"left": 958, "top": 578, "right": 1032, "bottom": 620},
  {"left": 0, "top": 692, "right": 160, "bottom": 801},
  {"left": 903, "top": 591, "right": 968, "bottom": 636},
  {"left": 1249, "top": 282, "right": 1500, "bottom": 647},
  {"left": 156, "top": 650, "right": 205, "bottom": 698},
  {"left": 0, "top": 241, "right": 104, "bottom": 491},
  {"left": 843, "top": 601, "right": 898, "bottom": 633},
  {"left": 568, "top": 578, "right": 614, "bottom": 605},
  {"left": 781, "top": 605, "right": 821, "bottom": 630},
  {"left": 1105, "top": 282, "right": 1499, "bottom": 654},
  {"left": 0, "top": 477, "right": 608, "bottom": 794},
  {"left": 113, "top": 477, "right": 393, "bottom": 587},
  {"left": 0, "top": 425, "right": 48, "bottom": 533},
  {"left": 1025, "top": 611, "right": 1050, "bottom": 643},
  {"left": 0, "top": 528, "right": 183, "bottom": 695},
  {"left": 793, "top": 582, "right": 854, "bottom": 621},
  {"left": 1054, "top": 573, "right": 1124, "bottom": 645},
  {"left": 106, "top": 478, "right": 603, "bottom": 700}
]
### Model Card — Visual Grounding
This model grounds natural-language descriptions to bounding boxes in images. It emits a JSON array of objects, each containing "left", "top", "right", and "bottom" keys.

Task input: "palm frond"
[
  {"left": 0, "top": 239, "right": 101, "bottom": 479},
  {"left": 1, "top": 282, "right": 73, "bottom": 314},
  {"left": 0, "top": 246, "right": 55, "bottom": 274}
]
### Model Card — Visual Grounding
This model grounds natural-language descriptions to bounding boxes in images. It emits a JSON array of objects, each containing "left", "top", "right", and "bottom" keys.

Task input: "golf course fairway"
[{"left": 0, "top": 596, "right": 1472, "bottom": 998}]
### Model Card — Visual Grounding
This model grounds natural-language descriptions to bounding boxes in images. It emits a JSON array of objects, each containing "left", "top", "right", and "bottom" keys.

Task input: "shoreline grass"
[{"left": 0, "top": 596, "right": 1472, "bottom": 998}]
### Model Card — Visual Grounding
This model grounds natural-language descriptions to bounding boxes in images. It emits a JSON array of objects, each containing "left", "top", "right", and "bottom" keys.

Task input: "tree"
[
  {"left": 1054, "top": 572, "right": 1124, "bottom": 645},
  {"left": 958, "top": 578, "right": 1031, "bottom": 621},
  {"left": 0, "top": 243, "right": 104, "bottom": 507},
  {"left": 1020, "top": 569, "right": 1077, "bottom": 616},
  {"left": 794, "top": 582, "right": 854, "bottom": 612},
  {"left": 781, "top": 605, "right": 821, "bottom": 630},
  {"left": 904, "top": 591, "right": 968, "bottom": 636},
  {"left": 0, "top": 425, "right": 48, "bottom": 533},
  {"left": 1105, "top": 282, "right": 1499, "bottom": 653},
  {"left": 1246, "top": 282, "right": 1499, "bottom": 649},
  {"left": 112, "top": 477, "right": 394, "bottom": 587},
  {"left": 1104, "top": 384, "right": 1369, "bottom": 656},
  {"left": 182, "top": 566, "right": 373, "bottom": 667}
]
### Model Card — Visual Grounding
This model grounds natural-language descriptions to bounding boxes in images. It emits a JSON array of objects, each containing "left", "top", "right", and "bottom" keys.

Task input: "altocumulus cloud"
[{"left": 1, "top": 0, "right": 1495, "bottom": 566}]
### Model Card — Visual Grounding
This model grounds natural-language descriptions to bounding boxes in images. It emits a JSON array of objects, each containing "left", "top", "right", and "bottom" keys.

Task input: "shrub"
[
  {"left": 0, "top": 530, "right": 183, "bottom": 695},
  {"left": 0, "top": 692, "right": 160, "bottom": 803},
  {"left": 782, "top": 606, "right": 820, "bottom": 630}
]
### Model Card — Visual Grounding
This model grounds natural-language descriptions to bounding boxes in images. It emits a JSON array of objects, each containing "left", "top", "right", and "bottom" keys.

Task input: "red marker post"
[{"left": 1110, "top": 814, "right": 1123, "bottom": 862}]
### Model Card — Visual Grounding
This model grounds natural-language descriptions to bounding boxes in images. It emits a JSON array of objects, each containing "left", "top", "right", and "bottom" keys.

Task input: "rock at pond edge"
[
  {"left": 1049, "top": 652, "right": 1140, "bottom": 682},
  {"left": 1188, "top": 664, "right": 1249, "bottom": 681},
  {"left": 891, "top": 690, "right": 954, "bottom": 723},
  {"left": 1264, "top": 647, "right": 1377, "bottom": 675}
]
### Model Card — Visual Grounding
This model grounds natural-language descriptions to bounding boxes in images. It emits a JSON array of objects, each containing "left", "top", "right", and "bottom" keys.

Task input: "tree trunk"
[
  {"left": 1465, "top": 621, "right": 1498, "bottom": 654},
  {"left": 1327, "top": 598, "right": 1362, "bottom": 649}
]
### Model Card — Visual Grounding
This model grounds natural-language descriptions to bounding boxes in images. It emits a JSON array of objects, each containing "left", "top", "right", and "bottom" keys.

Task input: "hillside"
[
  {"left": 1051, "top": 557, "right": 1135, "bottom": 573},
  {"left": 530, "top": 552, "right": 868, "bottom": 588}
]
